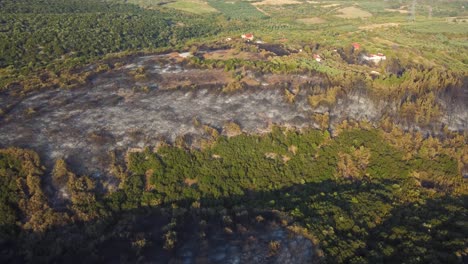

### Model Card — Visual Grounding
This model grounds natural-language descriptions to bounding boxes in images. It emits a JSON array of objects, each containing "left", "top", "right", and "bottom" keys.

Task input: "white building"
[{"left": 362, "top": 53, "right": 386, "bottom": 64}]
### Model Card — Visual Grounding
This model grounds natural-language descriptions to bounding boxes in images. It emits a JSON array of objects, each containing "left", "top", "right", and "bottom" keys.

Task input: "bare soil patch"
[
  {"left": 336, "top": 6, "right": 372, "bottom": 19},
  {"left": 385, "top": 8, "right": 409, "bottom": 14},
  {"left": 297, "top": 17, "right": 326, "bottom": 24},
  {"left": 359, "top": 23, "right": 399, "bottom": 30}
]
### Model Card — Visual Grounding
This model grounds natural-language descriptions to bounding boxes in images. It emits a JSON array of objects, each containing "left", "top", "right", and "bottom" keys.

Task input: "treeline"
[
  {"left": 0, "top": 0, "right": 141, "bottom": 14},
  {"left": 0, "top": 126, "right": 466, "bottom": 263}
]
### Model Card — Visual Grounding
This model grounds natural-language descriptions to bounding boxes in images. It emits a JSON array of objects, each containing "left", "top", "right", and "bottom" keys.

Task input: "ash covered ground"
[
  {"left": 0, "top": 53, "right": 466, "bottom": 264},
  {"left": 0, "top": 54, "right": 466, "bottom": 176}
]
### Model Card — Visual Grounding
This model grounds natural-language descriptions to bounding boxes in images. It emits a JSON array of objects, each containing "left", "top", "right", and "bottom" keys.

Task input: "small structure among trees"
[
  {"left": 313, "top": 54, "right": 322, "bottom": 62},
  {"left": 352, "top": 42, "right": 361, "bottom": 51},
  {"left": 361, "top": 53, "right": 386, "bottom": 64},
  {"left": 241, "top": 33, "right": 254, "bottom": 41}
]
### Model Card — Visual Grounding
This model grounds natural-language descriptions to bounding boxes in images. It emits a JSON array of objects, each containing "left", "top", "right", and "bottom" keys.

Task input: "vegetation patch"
[
  {"left": 404, "top": 21, "right": 468, "bottom": 34},
  {"left": 164, "top": 0, "right": 218, "bottom": 14},
  {"left": 207, "top": 0, "right": 269, "bottom": 20}
]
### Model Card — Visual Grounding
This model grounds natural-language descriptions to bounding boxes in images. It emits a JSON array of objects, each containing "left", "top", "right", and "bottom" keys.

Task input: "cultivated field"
[
  {"left": 253, "top": 0, "right": 302, "bottom": 6},
  {"left": 404, "top": 20, "right": 468, "bottom": 34},
  {"left": 165, "top": 0, "right": 218, "bottom": 14}
]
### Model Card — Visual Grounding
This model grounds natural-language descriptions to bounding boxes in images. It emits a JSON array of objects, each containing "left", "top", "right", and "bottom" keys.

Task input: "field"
[
  {"left": 321, "top": 4, "right": 340, "bottom": 8},
  {"left": 125, "top": 0, "right": 217, "bottom": 13},
  {"left": 404, "top": 20, "right": 468, "bottom": 34},
  {"left": 125, "top": 0, "right": 170, "bottom": 9},
  {"left": 165, "top": 0, "right": 218, "bottom": 14},
  {"left": 207, "top": 0, "right": 268, "bottom": 20},
  {"left": 296, "top": 17, "right": 326, "bottom": 24},
  {"left": 252, "top": 0, "right": 302, "bottom": 6},
  {"left": 385, "top": 8, "right": 409, "bottom": 14},
  {"left": 335, "top": 6, "right": 373, "bottom": 19},
  {"left": 359, "top": 22, "right": 399, "bottom": 30}
]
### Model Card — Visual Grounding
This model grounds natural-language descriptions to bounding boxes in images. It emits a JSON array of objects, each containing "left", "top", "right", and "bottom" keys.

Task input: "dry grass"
[
  {"left": 184, "top": 178, "right": 198, "bottom": 186},
  {"left": 372, "top": 37, "right": 400, "bottom": 47},
  {"left": 385, "top": 8, "right": 409, "bottom": 14},
  {"left": 203, "top": 49, "right": 265, "bottom": 61},
  {"left": 253, "top": 0, "right": 301, "bottom": 6},
  {"left": 359, "top": 23, "right": 399, "bottom": 30},
  {"left": 288, "top": 145, "right": 298, "bottom": 155},
  {"left": 223, "top": 121, "right": 242, "bottom": 137},
  {"left": 242, "top": 75, "right": 261, "bottom": 86},
  {"left": 322, "top": 4, "right": 340, "bottom": 8},
  {"left": 336, "top": 6, "right": 372, "bottom": 19},
  {"left": 297, "top": 17, "right": 326, "bottom": 24}
]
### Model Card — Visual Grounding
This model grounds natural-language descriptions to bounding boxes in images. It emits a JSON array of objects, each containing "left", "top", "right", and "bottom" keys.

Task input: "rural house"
[
  {"left": 313, "top": 54, "right": 322, "bottom": 62},
  {"left": 362, "top": 53, "right": 386, "bottom": 63},
  {"left": 241, "top": 33, "right": 254, "bottom": 41},
  {"left": 352, "top": 43, "right": 361, "bottom": 50}
]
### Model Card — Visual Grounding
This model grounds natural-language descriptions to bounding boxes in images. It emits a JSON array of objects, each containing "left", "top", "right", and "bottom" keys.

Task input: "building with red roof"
[
  {"left": 352, "top": 43, "right": 361, "bottom": 50},
  {"left": 241, "top": 33, "right": 254, "bottom": 41}
]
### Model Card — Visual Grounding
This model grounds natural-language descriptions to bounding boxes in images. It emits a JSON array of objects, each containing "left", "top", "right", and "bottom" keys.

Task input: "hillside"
[{"left": 0, "top": 0, "right": 467, "bottom": 263}]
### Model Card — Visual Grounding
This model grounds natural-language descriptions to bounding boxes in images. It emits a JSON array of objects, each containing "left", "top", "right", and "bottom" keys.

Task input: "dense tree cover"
[
  {"left": 0, "top": 0, "right": 221, "bottom": 70},
  {"left": 0, "top": 127, "right": 466, "bottom": 263},
  {"left": 0, "top": 0, "right": 139, "bottom": 14}
]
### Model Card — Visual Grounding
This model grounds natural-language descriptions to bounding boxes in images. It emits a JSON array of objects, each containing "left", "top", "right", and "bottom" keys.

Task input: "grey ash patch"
[{"left": 0, "top": 77, "right": 312, "bottom": 176}]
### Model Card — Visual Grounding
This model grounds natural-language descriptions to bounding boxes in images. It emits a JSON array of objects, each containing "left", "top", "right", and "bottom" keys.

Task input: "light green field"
[
  {"left": 165, "top": 0, "right": 218, "bottom": 14},
  {"left": 404, "top": 20, "right": 468, "bottom": 34},
  {"left": 125, "top": 0, "right": 167, "bottom": 9},
  {"left": 126, "top": 0, "right": 218, "bottom": 14}
]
